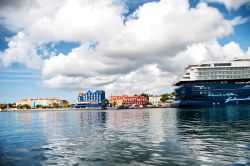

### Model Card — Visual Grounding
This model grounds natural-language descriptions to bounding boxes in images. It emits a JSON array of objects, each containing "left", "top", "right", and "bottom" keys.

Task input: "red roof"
[{"left": 110, "top": 95, "right": 146, "bottom": 100}]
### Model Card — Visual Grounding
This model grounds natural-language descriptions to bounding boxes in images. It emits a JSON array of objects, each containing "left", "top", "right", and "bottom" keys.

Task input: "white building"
[{"left": 149, "top": 96, "right": 161, "bottom": 106}]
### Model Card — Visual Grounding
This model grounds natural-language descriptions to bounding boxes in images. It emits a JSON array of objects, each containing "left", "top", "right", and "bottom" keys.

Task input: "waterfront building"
[
  {"left": 172, "top": 58, "right": 250, "bottom": 107},
  {"left": 109, "top": 95, "right": 148, "bottom": 107},
  {"left": 17, "top": 98, "right": 63, "bottom": 108},
  {"left": 73, "top": 90, "right": 107, "bottom": 108},
  {"left": 78, "top": 90, "right": 105, "bottom": 103},
  {"left": 109, "top": 95, "right": 127, "bottom": 107},
  {"left": 123, "top": 96, "right": 148, "bottom": 106},
  {"left": 149, "top": 95, "right": 161, "bottom": 106}
]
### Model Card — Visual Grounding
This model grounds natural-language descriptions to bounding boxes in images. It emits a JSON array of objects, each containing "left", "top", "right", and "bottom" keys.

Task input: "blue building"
[{"left": 73, "top": 90, "right": 108, "bottom": 108}]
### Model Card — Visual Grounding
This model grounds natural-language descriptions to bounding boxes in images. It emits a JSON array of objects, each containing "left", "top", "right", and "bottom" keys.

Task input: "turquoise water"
[{"left": 0, "top": 107, "right": 249, "bottom": 166}]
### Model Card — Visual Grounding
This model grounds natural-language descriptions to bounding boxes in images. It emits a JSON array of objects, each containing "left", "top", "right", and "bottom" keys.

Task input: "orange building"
[{"left": 109, "top": 95, "right": 148, "bottom": 107}]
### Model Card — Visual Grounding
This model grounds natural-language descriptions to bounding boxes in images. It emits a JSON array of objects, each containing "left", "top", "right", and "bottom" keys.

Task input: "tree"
[
  {"left": 8, "top": 103, "right": 14, "bottom": 108},
  {"left": 169, "top": 92, "right": 176, "bottom": 98},
  {"left": 25, "top": 104, "right": 31, "bottom": 109},
  {"left": 101, "top": 99, "right": 109, "bottom": 110},
  {"left": 52, "top": 103, "right": 60, "bottom": 108},
  {"left": 160, "top": 93, "right": 169, "bottom": 102},
  {"left": 42, "top": 105, "right": 48, "bottom": 109},
  {"left": 17, "top": 104, "right": 31, "bottom": 109},
  {"left": 140, "top": 93, "right": 149, "bottom": 100},
  {"left": 36, "top": 104, "right": 43, "bottom": 109},
  {"left": 111, "top": 101, "right": 117, "bottom": 107},
  {"left": 0, "top": 104, "right": 7, "bottom": 109}
]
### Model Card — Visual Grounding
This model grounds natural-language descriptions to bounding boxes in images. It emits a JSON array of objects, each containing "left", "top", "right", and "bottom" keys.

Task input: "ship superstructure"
[{"left": 172, "top": 58, "right": 250, "bottom": 107}]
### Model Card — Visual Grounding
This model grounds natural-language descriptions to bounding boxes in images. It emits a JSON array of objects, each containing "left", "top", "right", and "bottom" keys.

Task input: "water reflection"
[
  {"left": 0, "top": 107, "right": 249, "bottom": 166},
  {"left": 176, "top": 106, "right": 250, "bottom": 165}
]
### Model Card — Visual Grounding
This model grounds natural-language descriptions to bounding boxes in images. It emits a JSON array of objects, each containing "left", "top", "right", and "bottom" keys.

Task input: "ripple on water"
[{"left": 0, "top": 107, "right": 249, "bottom": 165}]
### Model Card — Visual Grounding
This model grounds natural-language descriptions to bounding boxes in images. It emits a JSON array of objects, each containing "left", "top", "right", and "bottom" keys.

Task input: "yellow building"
[{"left": 109, "top": 95, "right": 128, "bottom": 107}]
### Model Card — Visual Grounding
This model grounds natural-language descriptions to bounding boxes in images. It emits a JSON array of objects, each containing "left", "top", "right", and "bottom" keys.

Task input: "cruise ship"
[{"left": 171, "top": 58, "right": 250, "bottom": 107}]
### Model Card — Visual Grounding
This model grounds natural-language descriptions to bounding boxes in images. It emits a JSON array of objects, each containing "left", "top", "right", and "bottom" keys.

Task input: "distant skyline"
[{"left": 0, "top": 0, "right": 250, "bottom": 103}]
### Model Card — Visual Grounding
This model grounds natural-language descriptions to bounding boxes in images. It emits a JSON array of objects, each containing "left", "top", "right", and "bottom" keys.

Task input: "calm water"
[{"left": 0, "top": 107, "right": 249, "bottom": 166}]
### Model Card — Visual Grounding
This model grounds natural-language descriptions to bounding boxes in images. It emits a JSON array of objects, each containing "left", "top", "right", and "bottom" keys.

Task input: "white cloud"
[
  {"left": 103, "top": 64, "right": 175, "bottom": 95},
  {"left": 222, "top": 41, "right": 246, "bottom": 58},
  {"left": 0, "top": 0, "right": 65, "bottom": 32},
  {"left": 43, "top": 74, "right": 117, "bottom": 90},
  {"left": 42, "top": 1, "right": 244, "bottom": 74},
  {"left": 40, "top": 0, "right": 248, "bottom": 94},
  {"left": 100, "top": 2, "right": 242, "bottom": 60},
  {"left": 0, "top": 0, "right": 249, "bottom": 95},
  {"left": 172, "top": 41, "right": 250, "bottom": 69},
  {"left": 44, "top": 64, "right": 174, "bottom": 95},
  {"left": 203, "top": 0, "right": 250, "bottom": 10},
  {"left": 0, "top": 32, "right": 43, "bottom": 69},
  {"left": 27, "top": 0, "right": 124, "bottom": 43},
  {"left": 247, "top": 47, "right": 250, "bottom": 56},
  {"left": 43, "top": 41, "right": 250, "bottom": 95}
]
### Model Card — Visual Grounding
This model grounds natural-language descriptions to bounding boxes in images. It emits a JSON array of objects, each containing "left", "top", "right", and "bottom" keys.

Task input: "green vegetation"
[
  {"left": 160, "top": 93, "right": 169, "bottom": 102},
  {"left": 17, "top": 104, "right": 31, "bottom": 109},
  {"left": 0, "top": 104, "right": 7, "bottom": 109},
  {"left": 52, "top": 103, "right": 60, "bottom": 108},
  {"left": 133, "top": 92, "right": 176, "bottom": 103},
  {"left": 169, "top": 92, "right": 176, "bottom": 98},
  {"left": 140, "top": 93, "right": 149, "bottom": 100},
  {"left": 0, "top": 103, "right": 17, "bottom": 109},
  {"left": 7, "top": 103, "right": 15, "bottom": 108},
  {"left": 111, "top": 101, "right": 117, "bottom": 107},
  {"left": 101, "top": 99, "right": 109, "bottom": 110},
  {"left": 36, "top": 104, "right": 43, "bottom": 109},
  {"left": 160, "top": 92, "right": 176, "bottom": 102}
]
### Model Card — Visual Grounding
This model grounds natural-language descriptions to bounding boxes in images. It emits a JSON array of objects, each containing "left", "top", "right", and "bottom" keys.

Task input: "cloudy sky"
[{"left": 0, "top": 0, "right": 250, "bottom": 103}]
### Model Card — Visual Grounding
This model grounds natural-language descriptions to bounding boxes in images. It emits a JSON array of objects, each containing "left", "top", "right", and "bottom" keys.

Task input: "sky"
[{"left": 0, "top": 0, "right": 250, "bottom": 103}]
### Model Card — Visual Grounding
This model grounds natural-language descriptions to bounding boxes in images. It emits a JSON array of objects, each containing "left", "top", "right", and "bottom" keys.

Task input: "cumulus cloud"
[
  {"left": 203, "top": 0, "right": 250, "bottom": 10},
  {"left": 44, "top": 64, "right": 174, "bottom": 95},
  {"left": 0, "top": 0, "right": 249, "bottom": 95},
  {"left": 0, "top": 32, "right": 43, "bottom": 69},
  {"left": 27, "top": 0, "right": 124, "bottom": 43},
  {"left": 104, "top": 64, "right": 175, "bottom": 95},
  {"left": 247, "top": 47, "right": 250, "bottom": 56},
  {"left": 172, "top": 41, "right": 250, "bottom": 68},
  {"left": 222, "top": 41, "right": 246, "bottom": 57},
  {"left": 0, "top": 0, "right": 64, "bottom": 32},
  {"left": 43, "top": 74, "right": 117, "bottom": 90}
]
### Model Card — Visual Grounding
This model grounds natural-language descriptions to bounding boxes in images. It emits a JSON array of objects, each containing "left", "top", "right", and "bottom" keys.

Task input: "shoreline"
[{"left": 1, "top": 106, "right": 170, "bottom": 112}]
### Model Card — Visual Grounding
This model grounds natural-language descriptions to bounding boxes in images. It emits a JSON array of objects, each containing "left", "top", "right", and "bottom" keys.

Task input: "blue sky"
[{"left": 0, "top": 0, "right": 250, "bottom": 103}]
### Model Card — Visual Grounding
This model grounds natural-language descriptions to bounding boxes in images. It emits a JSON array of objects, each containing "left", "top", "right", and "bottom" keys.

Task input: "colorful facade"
[
  {"left": 74, "top": 90, "right": 107, "bottom": 108},
  {"left": 17, "top": 98, "right": 63, "bottom": 108},
  {"left": 109, "top": 95, "right": 127, "bottom": 106},
  {"left": 109, "top": 95, "right": 148, "bottom": 107}
]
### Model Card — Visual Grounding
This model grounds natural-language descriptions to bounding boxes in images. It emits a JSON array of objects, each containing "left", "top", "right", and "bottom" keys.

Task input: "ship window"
[
  {"left": 214, "top": 63, "right": 231, "bottom": 67},
  {"left": 200, "top": 64, "right": 210, "bottom": 67}
]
